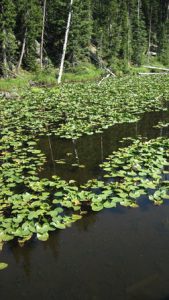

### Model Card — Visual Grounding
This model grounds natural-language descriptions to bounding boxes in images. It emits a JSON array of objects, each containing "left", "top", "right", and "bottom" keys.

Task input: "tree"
[
  {"left": 45, "top": 0, "right": 69, "bottom": 66},
  {"left": 58, "top": 0, "right": 74, "bottom": 84},
  {"left": 158, "top": 0, "right": 169, "bottom": 66},
  {"left": 0, "top": 0, "right": 17, "bottom": 77},
  {"left": 67, "top": 0, "right": 92, "bottom": 65},
  {"left": 15, "top": 0, "right": 42, "bottom": 71},
  {"left": 40, "top": 0, "right": 47, "bottom": 69},
  {"left": 130, "top": 0, "right": 147, "bottom": 65}
]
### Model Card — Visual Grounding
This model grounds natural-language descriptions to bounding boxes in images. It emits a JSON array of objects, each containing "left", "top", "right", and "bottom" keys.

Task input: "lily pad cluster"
[
  {"left": 0, "top": 75, "right": 169, "bottom": 139},
  {"left": 0, "top": 130, "right": 83, "bottom": 245},
  {"left": 0, "top": 76, "right": 169, "bottom": 246},
  {"left": 1, "top": 131, "right": 169, "bottom": 246},
  {"left": 153, "top": 121, "right": 169, "bottom": 129},
  {"left": 81, "top": 138, "right": 169, "bottom": 211}
]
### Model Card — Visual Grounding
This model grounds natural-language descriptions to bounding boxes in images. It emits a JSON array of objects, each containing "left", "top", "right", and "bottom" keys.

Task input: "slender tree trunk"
[
  {"left": 138, "top": 0, "right": 140, "bottom": 23},
  {"left": 1, "top": 4, "right": 8, "bottom": 77},
  {"left": 127, "top": 10, "right": 130, "bottom": 66},
  {"left": 2, "top": 28, "right": 8, "bottom": 77},
  {"left": 148, "top": 6, "right": 152, "bottom": 63},
  {"left": 40, "top": 0, "right": 47, "bottom": 69},
  {"left": 58, "top": 0, "right": 73, "bottom": 84},
  {"left": 17, "top": 28, "right": 27, "bottom": 72}
]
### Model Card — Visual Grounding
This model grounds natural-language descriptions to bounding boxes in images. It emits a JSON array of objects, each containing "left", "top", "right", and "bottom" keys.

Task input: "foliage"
[
  {"left": 0, "top": 0, "right": 169, "bottom": 75},
  {"left": 0, "top": 0, "right": 17, "bottom": 76},
  {"left": 0, "top": 262, "right": 8, "bottom": 270},
  {"left": 0, "top": 76, "right": 168, "bottom": 246},
  {"left": 13, "top": 75, "right": 168, "bottom": 139}
]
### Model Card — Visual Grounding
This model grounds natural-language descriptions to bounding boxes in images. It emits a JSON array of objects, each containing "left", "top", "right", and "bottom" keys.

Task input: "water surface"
[
  {"left": 1, "top": 202, "right": 169, "bottom": 300},
  {"left": 1, "top": 109, "right": 169, "bottom": 300},
  {"left": 39, "top": 110, "right": 169, "bottom": 184}
]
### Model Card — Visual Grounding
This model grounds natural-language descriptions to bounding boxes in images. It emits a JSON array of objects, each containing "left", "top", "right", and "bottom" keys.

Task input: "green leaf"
[{"left": 0, "top": 262, "right": 8, "bottom": 270}]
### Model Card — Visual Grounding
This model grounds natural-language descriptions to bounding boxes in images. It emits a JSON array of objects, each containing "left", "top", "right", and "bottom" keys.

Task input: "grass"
[
  {"left": 0, "top": 59, "right": 168, "bottom": 93},
  {"left": 0, "top": 72, "right": 32, "bottom": 92},
  {"left": 0, "top": 64, "right": 103, "bottom": 92}
]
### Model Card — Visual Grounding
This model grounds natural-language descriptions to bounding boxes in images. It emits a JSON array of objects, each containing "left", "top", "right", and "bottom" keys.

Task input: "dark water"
[
  {"left": 1, "top": 109, "right": 169, "bottom": 300},
  {"left": 1, "top": 203, "right": 169, "bottom": 300},
  {"left": 39, "top": 110, "right": 169, "bottom": 184}
]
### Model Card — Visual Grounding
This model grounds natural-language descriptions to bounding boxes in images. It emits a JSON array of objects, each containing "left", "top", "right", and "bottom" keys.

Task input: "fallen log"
[
  {"left": 98, "top": 74, "right": 111, "bottom": 86},
  {"left": 139, "top": 72, "right": 169, "bottom": 75},
  {"left": 143, "top": 65, "right": 169, "bottom": 72}
]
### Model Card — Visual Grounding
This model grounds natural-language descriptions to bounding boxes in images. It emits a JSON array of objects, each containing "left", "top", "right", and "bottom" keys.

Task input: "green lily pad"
[{"left": 0, "top": 262, "right": 8, "bottom": 270}]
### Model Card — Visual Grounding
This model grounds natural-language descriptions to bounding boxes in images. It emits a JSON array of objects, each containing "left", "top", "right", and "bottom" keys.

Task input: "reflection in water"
[
  {"left": 100, "top": 134, "right": 104, "bottom": 163},
  {"left": 74, "top": 212, "right": 98, "bottom": 232},
  {"left": 0, "top": 109, "right": 169, "bottom": 300},
  {"left": 38, "top": 110, "right": 169, "bottom": 184},
  {"left": 2, "top": 204, "right": 169, "bottom": 299},
  {"left": 72, "top": 139, "right": 80, "bottom": 165},
  {"left": 48, "top": 135, "right": 55, "bottom": 169},
  {"left": 5, "top": 230, "right": 62, "bottom": 280}
]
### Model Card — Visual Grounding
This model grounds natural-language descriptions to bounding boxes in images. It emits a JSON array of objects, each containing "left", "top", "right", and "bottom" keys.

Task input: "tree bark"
[
  {"left": 1, "top": 4, "right": 8, "bottom": 77},
  {"left": 58, "top": 0, "right": 73, "bottom": 84},
  {"left": 17, "top": 28, "right": 27, "bottom": 72},
  {"left": 2, "top": 28, "right": 8, "bottom": 77},
  {"left": 143, "top": 65, "right": 169, "bottom": 71},
  {"left": 137, "top": 0, "right": 140, "bottom": 23},
  {"left": 147, "top": 6, "right": 152, "bottom": 63},
  {"left": 40, "top": 0, "right": 47, "bottom": 69},
  {"left": 139, "top": 72, "right": 168, "bottom": 75}
]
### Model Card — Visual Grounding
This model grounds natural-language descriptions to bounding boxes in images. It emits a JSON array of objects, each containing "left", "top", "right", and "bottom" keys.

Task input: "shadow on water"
[
  {"left": 38, "top": 110, "right": 169, "bottom": 184},
  {"left": 0, "top": 109, "right": 169, "bottom": 300},
  {"left": 2, "top": 203, "right": 169, "bottom": 299}
]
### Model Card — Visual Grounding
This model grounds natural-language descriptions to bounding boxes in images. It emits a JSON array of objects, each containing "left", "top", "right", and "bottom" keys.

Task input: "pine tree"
[
  {"left": 158, "top": 19, "right": 169, "bottom": 66},
  {"left": 0, "top": 0, "right": 17, "bottom": 76},
  {"left": 157, "top": 0, "right": 169, "bottom": 66},
  {"left": 92, "top": 0, "right": 121, "bottom": 66},
  {"left": 67, "top": 0, "right": 93, "bottom": 66},
  {"left": 0, "top": 0, "right": 169, "bottom": 76},
  {"left": 130, "top": 0, "right": 147, "bottom": 65},
  {"left": 118, "top": 0, "right": 132, "bottom": 68},
  {"left": 46, "top": 0, "right": 69, "bottom": 66},
  {"left": 15, "top": 0, "right": 42, "bottom": 71}
]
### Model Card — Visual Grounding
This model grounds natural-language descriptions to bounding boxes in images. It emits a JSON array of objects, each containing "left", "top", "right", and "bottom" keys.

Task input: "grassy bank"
[
  {"left": 0, "top": 64, "right": 103, "bottom": 93},
  {"left": 0, "top": 61, "right": 168, "bottom": 93}
]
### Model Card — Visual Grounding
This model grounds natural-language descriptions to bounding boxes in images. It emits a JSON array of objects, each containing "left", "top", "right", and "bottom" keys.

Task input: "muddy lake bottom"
[{"left": 1, "top": 109, "right": 169, "bottom": 300}]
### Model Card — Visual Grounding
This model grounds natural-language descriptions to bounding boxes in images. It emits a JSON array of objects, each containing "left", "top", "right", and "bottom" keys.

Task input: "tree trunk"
[
  {"left": 40, "top": 0, "right": 47, "bottom": 69},
  {"left": 147, "top": 6, "right": 152, "bottom": 63},
  {"left": 17, "top": 29, "right": 27, "bottom": 72},
  {"left": 2, "top": 28, "right": 8, "bottom": 77},
  {"left": 143, "top": 65, "right": 169, "bottom": 71},
  {"left": 58, "top": 0, "right": 73, "bottom": 84},
  {"left": 138, "top": 0, "right": 140, "bottom": 23},
  {"left": 1, "top": 4, "right": 8, "bottom": 77}
]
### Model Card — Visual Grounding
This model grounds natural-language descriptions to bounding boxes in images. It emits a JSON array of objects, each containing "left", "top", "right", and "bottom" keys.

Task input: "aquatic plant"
[{"left": 0, "top": 76, "right": 169, "bottom": 247}]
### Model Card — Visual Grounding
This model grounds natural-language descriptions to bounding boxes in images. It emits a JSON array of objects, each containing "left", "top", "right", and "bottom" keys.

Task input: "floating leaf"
[{"left": 0, "top": 262, "right": 8, "bottom": 270}]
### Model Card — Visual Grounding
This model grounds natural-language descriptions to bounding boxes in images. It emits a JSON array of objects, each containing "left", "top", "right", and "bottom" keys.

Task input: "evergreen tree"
[
  {"left": 117, "top": 0, "right": 132, "bottom": 68},
  {"left": 158, "top": 0, "right": 169, "bottom": 65},
  {"left": 130, "top": 0, "right": 147, "bottom": 65},
  {"left": 67, "top": 0, "right": 92, "bottom": 65},
  {"left": 0, "top": 0, "right": 169, "bottom": 76},
  {"left": 46, "top": 0, "right": 69, "bottom": 66},
  {"left": 92, "top": 0, "right": 120, "bottom": 63},
  {"left": 0, "top": 0, "right": 17, "bottom": 76},
  {"left": 15, "top": 0, "right": 42, "bottom": 71},
  {"left": 158, "top": 20, "right": 169, "bottom": 66}
]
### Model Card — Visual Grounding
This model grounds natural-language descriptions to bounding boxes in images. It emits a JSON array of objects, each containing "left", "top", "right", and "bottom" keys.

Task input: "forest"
[{"left": 0, "top": 0, "right": 169, "bottom": 78}]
